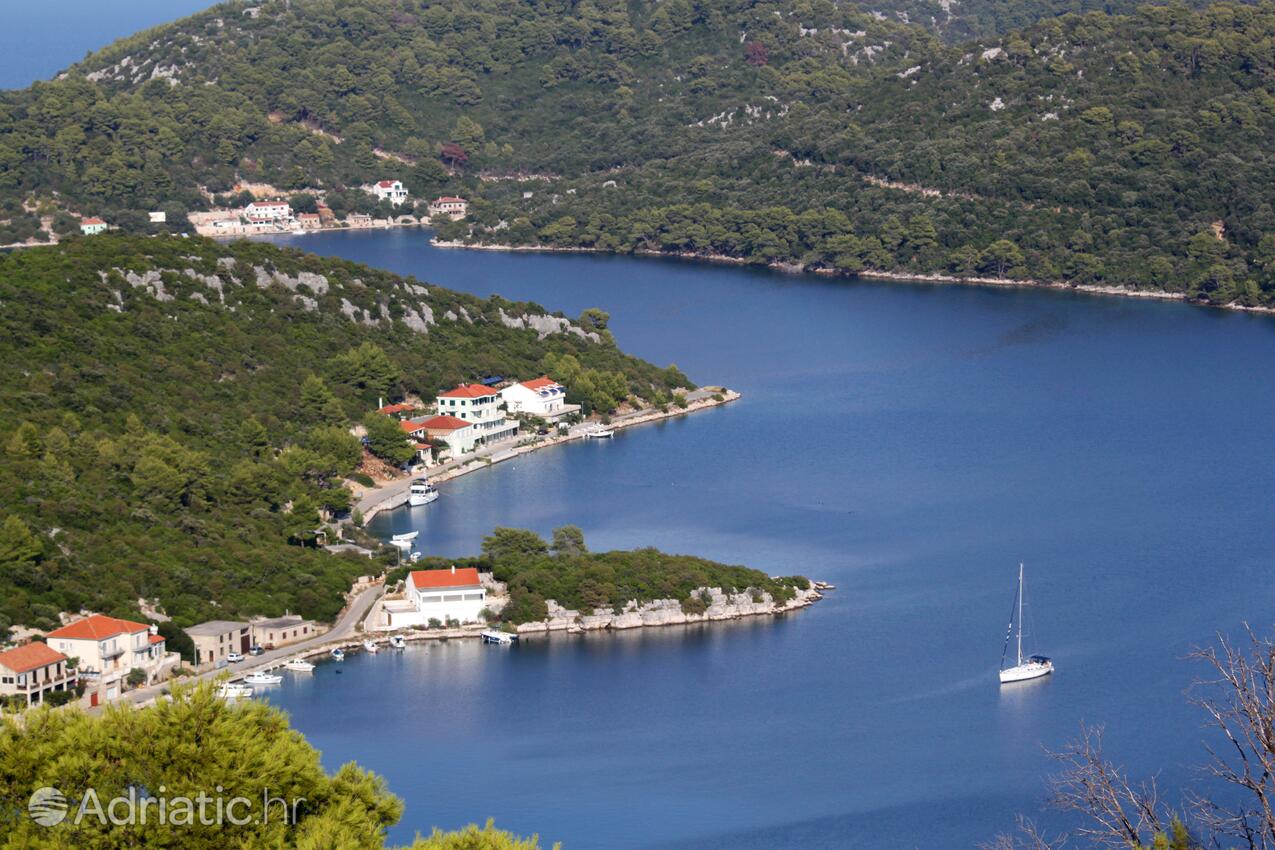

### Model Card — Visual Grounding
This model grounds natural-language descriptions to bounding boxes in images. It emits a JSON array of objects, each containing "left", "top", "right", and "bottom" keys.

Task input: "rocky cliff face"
[{"left": 515, "top": 585, "right": 824, "bottom": 634}]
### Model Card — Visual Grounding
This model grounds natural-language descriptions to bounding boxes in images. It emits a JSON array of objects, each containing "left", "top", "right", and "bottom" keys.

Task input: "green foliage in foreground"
[
  {"left": 0, "top": 682, "right": 550, "bottom": 849},
  {"left": 480, "top": 527, "right": 809, "bottom": 623},
  {"left": 0, "top": 235, "right": 687, "bottom": 633}
]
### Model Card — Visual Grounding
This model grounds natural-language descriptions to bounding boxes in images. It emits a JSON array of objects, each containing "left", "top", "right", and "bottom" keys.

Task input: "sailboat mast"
[{"left": 1017, "top": 563, "right": 1024, "bottom": 666}]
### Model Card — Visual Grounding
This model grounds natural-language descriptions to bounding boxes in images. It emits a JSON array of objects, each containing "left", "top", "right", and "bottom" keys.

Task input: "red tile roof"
[
  {"left": 81, "top": 217, "right": 106, "bottom": 225},
  {"left": 433, "top": 196, "right": 467, "bottom": 204},
  {"left": 409, "top": 567, "right": 481, "bottom": 589},
  {"left": 438, "top": 383, "right": 496, "bottom": 399},
  {"left": 419, "top": 415, "right": 471, "bottom": 431},
  {"left": 377, "top": 180, "right": 398, "bottom": 189},
  {"left": 46, "top": 614, "right": 150, "bottom": 641},
  {"left": 399, "top": 420, "right": 426, "bottom": 434},
  {"left": 521, "top": 376, "right": 558, "bottom": 390},
  {"left": 0, "top": 642, "right": 66, "bottom": 673},
  {"left": 379, "top": 403, "right": 416, "bottom": 415},
  {"left": 148, "top": 634, "right": 165, "bottom": 645}
]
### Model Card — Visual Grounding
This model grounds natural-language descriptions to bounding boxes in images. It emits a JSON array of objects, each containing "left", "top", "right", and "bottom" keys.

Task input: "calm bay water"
[
  {"left": 258, "top": 229, "right": 1275, "bottom": 849},
  {"left": 1, "top": 0, "right": 215, "bottom": 89}
]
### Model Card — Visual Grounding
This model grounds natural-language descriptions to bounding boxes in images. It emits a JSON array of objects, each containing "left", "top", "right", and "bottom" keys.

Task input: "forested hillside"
[
  {"left": 1, "top": 0, "right": 1273, "bottom": 305},
  {"left": 0, "top": 234, "right": 688, "bottom": 635}
]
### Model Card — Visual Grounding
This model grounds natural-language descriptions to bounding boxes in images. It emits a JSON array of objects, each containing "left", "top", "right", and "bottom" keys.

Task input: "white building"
[
  {"left": 0, "top": 642, "right": 75, "bottom": 707},
  {"left": 381, "top": 567, "right": 487, "bottom": 628},
  {"left": 435, "top": 384, "right": 519, "bottom": 450},
  {"left": 500, "top": 376, "right": 578, "bottom": 421},
  {"left": 46, "top": 614, "right": 174, "bottom": 699},
  {"left": 370, "top": 180, "right": 409, "bottom": 205},
  {"left": 428, "top": 196, "right": 468, "bottom": 219},
  {"left": 244, "top": 201, "right": 292, "bottom": 220}
]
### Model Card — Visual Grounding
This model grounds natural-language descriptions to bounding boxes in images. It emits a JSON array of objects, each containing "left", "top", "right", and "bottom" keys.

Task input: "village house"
[
  {"left": 244, "top": 200, "right": 292, "bottom": 220},
  {"left": 184, "top": 620, "right": 251, "bottom": 666},
  {"left": 346, "top": 213, "right": 374, "bottom": 228},
  {"left": 380, "top": 566, "right": 487, "bottom": 628},
  {"left": 369, "top": 180, "right": 409, "bottom": 206},
  {"left": 250, "top": 615, "right": 317, "bottom": 650},
  {"left": 0, "top": 642, "right": 75, "bottom": 708},
  {"left": 45, "top": 614, "right": 174, "bottom": 701},
  {"left": 412, "top": 414, "right": 477, "bottom": 456},
  {"left": 379, "top": 401, "right": 418, "bottom": 418},
  {"left": 428, "top": 196, "right": 469, "bottom": 220},
  {"left": 398, "top": 419, "right": 436, "bottom": 462},
  {"left": 500, "top": 376, "right": 578, "bottom": 421},
  {"left": 297, "top": 212, "right": 322, "bottom": 229},
  {"left": 436, "top": 384, "right": 518, "bottom": 450},
  {"left": 80, "top": 217, "right": 107, "bottom": 235}
]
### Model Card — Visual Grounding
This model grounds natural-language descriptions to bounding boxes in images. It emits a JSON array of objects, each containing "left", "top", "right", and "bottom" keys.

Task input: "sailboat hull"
[{"left": 999, "top": 660, "right": 1054, "bottom": 683}]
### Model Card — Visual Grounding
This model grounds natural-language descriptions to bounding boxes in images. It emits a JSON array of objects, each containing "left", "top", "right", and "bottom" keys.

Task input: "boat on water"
[
  {"left": 389, "top": 531, "right": 419, "bottom": 553},
  {"left": 363, "top": 640, "right": 379, "bottom": 653},
  {"left": 389, "top": 635, "right": 406, "bottom": 650},
  {"left": 481, "top": 630, "right": 518, "bottom": 645},
  {"left": 217, "top": 683, "right": 253, "bottom": 700},
  {"left": 284, "top": 658, "right": 315, "bottom": 672},
  {"left": 999, "top": 563, "right": 1054, "bottom": 684},
  {"left": 243, "top": 670, "right": 283, "bottom": 685},
  {"left": 408, "top": 479, "right": 439, "bottom": 506},
  {"left": 585, "top": 428, "right": 614, "bottom": 439},
  {"left": 330, "top": 648, "right": 345, "bottom": 661}
]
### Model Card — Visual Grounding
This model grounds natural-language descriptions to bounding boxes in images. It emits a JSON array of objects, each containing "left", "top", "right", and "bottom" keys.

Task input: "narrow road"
[{"left": 101, "top": 582, "right": 386, "bottom": 711}]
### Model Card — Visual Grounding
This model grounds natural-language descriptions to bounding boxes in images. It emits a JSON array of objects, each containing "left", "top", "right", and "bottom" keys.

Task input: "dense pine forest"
[
  {"left": 1, "top": 0, "right": 1273, "bottom": 305},
  {"left": 0, "top": 234, "right": 687, "bottom": 634}
]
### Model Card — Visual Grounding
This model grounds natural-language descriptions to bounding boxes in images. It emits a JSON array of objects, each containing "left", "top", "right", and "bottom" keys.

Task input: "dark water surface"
[{"left": 257, "top": 229, "right": 1275, "bottom": 849}]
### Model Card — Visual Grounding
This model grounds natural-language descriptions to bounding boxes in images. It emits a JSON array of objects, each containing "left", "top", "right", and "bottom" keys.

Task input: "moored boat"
[
  {"left": 284, "top": 658, "right": 315, "bottom": 672},
  {"left": 408, "top": 479, "right": 439, "bottom": 506},
  {"left": 217, "top": 682, "right": 253, "bottom": 700},
  {"left": 363, "top": 640, "right": 379, "bottom": 653},
  {"left": 999, "top": 563, "right": 1054, "bottom": 684},
  {"left": 243, "top": 670, "right": 283, "bottom": 685},
  {"left": 330, "top": 648, "right": 345, "bottom": 661},
  {"left": 585, "top": 428, "right": 614, "bottom": 439},
  {"left": 481, "top": 630, "right": 518, "bottom": 644},
  {"left": 389, "top": 635, "right": 406, "bottom": 649}
]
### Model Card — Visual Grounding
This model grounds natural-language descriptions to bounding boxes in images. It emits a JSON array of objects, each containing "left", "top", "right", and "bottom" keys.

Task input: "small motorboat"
[
  {"left": 284, "top": 658, "right": 315, "bottom": 672},
  {"left": 243, "top": 671, "right": 283, "bottom": 686},
  {"left": 408, "top": 479, "right": 439, "bottom": 507},
  {"left": 481, "top": 630, "right": 518, "bottom": 645},
  {"left": 585, "top": 428, "right": 614, "bottom": 439},
  {"left": 363, "top": 640, "right": 379, "bottom": 653},
  {"left": 217, "top": 683, "right": 253, "bottom": 700},
  {"left": 330, "top": 648, "right": 345, "bottom": 661},
  {"left": 389, "top": 635, "right": 406, "bottom": 650}
]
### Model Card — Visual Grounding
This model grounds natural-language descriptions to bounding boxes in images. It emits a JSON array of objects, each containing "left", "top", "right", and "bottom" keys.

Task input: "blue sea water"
[
  {"left": 1, "top": 0, "right": 215, "bottom": 89},
  {"left": 253, "top": 229, "right": 1275, "bottom": 849}
]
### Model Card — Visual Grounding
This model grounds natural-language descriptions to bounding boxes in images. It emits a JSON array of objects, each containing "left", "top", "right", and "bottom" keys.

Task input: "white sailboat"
[{"left": 999, "top": 563, "right": 1054, "bottom": 684}]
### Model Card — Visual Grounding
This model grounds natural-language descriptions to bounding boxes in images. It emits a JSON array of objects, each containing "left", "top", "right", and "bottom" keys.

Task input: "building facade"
[
  {"left": 80, "top": 217, "right": 107, "bottom": 235},
  {"left": 427, "top": 196, "right": 468, "bottom": 219},
  {"left": 436, "top": 384, "right": 518, "bottom": 450},
  {"left": 0, "top": 642, "right": 74, "bottom": 707},
  {"left": 250, "top": 616, "right": 317, "bottom": 649},
  {"left": 370, "top": 180, "right": 409, "bottom": 205},
  {"left": 244, "top": 201, "right": 292, "bottom": 220},
  {"left": 381, "top": 567, "right": 487, "bottom": 627},
  {"left": 46, "top": 614, "right": 173, "bottom": 699},
  {"left": 500, "top": 376, "right": 577, "bottom": 420},
  {"left": 184, "top": 620, "right": 251, "bottom": 666}
]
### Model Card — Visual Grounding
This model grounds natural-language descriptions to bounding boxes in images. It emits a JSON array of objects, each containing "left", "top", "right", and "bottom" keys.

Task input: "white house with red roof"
[
  {"left": 435, "top": 384, "right": 518, "bottom": 451},
  {"left": 427, "top": 196, "right": 468, "bottom": 219},
  {"left": 381, "top": 566, "right": 487, "bottom": 627},
  {"left": 80, "top": 217, "right": 107, "bottom": 235},
  {"left": 46, "top": 613, "right": 174, "bottom": 698},
  {"left": 244, "top": 200, "right": 292, "bottom": 221},
  {"left": 369, "top": 180, "right": 409, "bottom": 206},
  {"left": 500, "top": 376, "right": 578, "bottom": 420},
  {"left": 0, "top": 642, "right": 75, "bottom": 707}
]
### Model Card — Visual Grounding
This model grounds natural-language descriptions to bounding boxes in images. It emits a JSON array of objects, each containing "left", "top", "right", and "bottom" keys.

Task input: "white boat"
[
  {"left": 481, "top": 630, "right": 518, "bottom": 644},
  {"left": 585, "top": 428, "right": 614, "bottom": 439},
  {"left": 284, "top": 658, "right": 315, "bottom": 672},
  {"left": 330, "top": 648, "right": 345, "bottom": 661},
  {"left": 999, "top": 563, "right": 1054, "bottom": 684},
  {"left": 243, "top": 671, "right": 283, "bottom": 685},
  {"left": 217, "top": 683, "right": 253, "bottom": 700},
  {"left": 363, "top": 640, "right": 379, "bottom": 653},
  {"left": 389, "top": 635, "right": 406, "bottom": 650},
  {"left": 408, "top": 479, "right": 439, "bottom": 506},
  {"left": 389, "top": 531, "right": 419, "bottom": 552}
]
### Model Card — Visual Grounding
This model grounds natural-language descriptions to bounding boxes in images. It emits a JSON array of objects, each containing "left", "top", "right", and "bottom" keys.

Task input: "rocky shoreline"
[
  {"left": 515, "top": 582, "right": 830, "bottom": 635},
  {"left": 431, "top": 237, "right": 1275, "bottom": 317}
]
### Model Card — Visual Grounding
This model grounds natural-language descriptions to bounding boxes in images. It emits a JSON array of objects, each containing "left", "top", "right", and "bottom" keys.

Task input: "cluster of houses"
[
  {"left": 197, "top": 187, "right": 469, "bottom": 237},
  {"left": 0, "top": 610, "right": 318, "bottom": 710},
  {"left": 380, "top": 376, "right": 578, "bottom": 462}
]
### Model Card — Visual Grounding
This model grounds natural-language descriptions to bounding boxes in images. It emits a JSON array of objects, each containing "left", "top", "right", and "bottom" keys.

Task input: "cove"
[{"left": 257, "top": 229, "right": 1275, "bottom": 849}]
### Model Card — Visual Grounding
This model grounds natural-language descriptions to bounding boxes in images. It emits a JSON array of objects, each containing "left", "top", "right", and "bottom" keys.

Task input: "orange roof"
[
  {"left": 148, "top": 634, "right": 166, "bottom": 645},
  {"left": 399, "top": 420, "right": 426, "bottom": 434},
  {"left": 47, "top": 613, "right": 150, "bottom": 641},
  {"left": 0, "top": 642, "right": 66, "bottom": 673},
  {"left": 409, "top": 567, "right": 481, "bottom": 589},
  {"left": 379, "top": 402, "right": 415, "bottom": 415},
  {"left": 439, "top": 383, "right": 496, "bottom": 399},
  {"left": 420, "top": 415, "right": 470, "bottom": 431},
  {"left": 377, "top": 180, "right": 398, "bottom": 188},
  {"left": 521, "top": 376, "right": 558, "bottom": 390},
  {"left": 433, "top": 196, "right": 467, "bottom": 204},
  {"left": 81, "top": 217, "right": 105, "bottom": 225}
]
